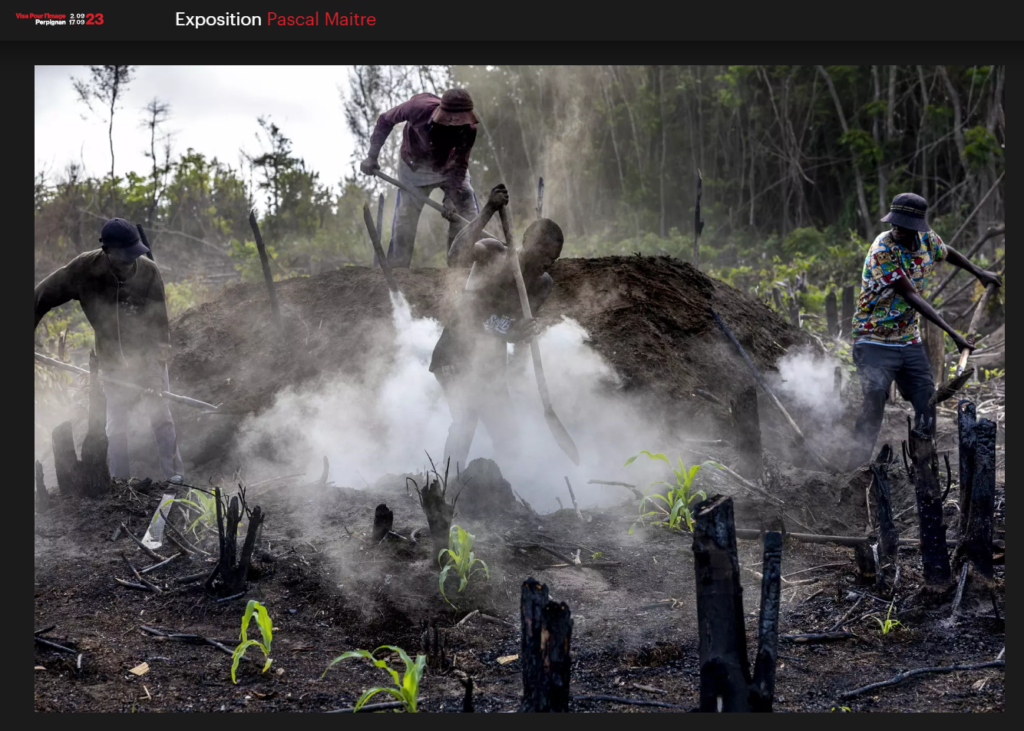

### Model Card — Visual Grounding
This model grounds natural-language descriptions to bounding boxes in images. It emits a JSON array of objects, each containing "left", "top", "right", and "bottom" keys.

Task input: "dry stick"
[
  {"left": 328, "top": 701, "right": 409, "bottom": 714},
  {"left": 456, "top": 610, "right": 480, "bottom": 628},
  {"left": 121, "top": 522, "right": 166, "bottom": 562},
  {"left": 710, "top": 308, "right": 832, "bottom": 471},
  {"left": 121, "top": 553, "right": 163, "bottom": 594},
  {"left": 139, "top": 626, "right": 247, "bottom": 661},
  {"left": 514, "top": 543, "right": 578, "bottom": 567},
  {"left": 563, "top": 477, "right": 586, "bottom": 522},
  {"left": 115, "top": 578, "right": 152, "bottom": 592},
  {"left": 839, "top": 660, "right": 1005, "bottom": 700},
  {"left": 781, "top": 632, "right": 855, "bottom": 643},
  {"left": 630, "top": 684, "right": 668, "bottom": 696},
  {"left": 139, "top": 553, "right": 183, "bottom": 575},
  {"left": 247, "top": 208, "right": 281, "bottom": 327},
  {"left": 826, "top": 595, "right": 865, "bottom": 633},
  {"left": 782, "top": 562, "right": 849, "bottom": 579},
  {"left": 35, "top": 636, "right": 78, "bottom": 654},
  {"left": 712, "top": 461, "right": 786, "bottom": 506},
  {"left": 587, "top": 479, "right": 643, "bottom": 501},
  {"left": 34, "top": 625, "right": 57, "bottom": 636},
  {"left": 945, "top": 562, "right": 970, "bottom": 624}
]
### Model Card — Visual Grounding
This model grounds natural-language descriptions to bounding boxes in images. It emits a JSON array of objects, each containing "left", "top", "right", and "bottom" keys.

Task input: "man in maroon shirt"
[{"left": 360, "top": 89, "right": 479, "bottom": 267}]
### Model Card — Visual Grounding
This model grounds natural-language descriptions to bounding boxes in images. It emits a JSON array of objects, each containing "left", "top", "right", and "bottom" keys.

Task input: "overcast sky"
[{"left": 35, "top": 65, "right": 358, "bottom": 189}]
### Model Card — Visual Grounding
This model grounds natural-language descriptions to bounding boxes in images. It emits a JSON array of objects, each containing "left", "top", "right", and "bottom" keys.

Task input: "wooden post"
[
  {"left": 825, "top": 291, "right": 839, "bottom": 337},
  {"left": 79, "top": 351, "right": 110, "bottom": 498},
  {"left": 519, "top": 578, "right": 572, "bottom": 712},
  {"left": 840, "top": 285, "right": 855, "bottom": 339},
  {"left": 731, "top": 385, "right": 763, "bottom": 480},
  {"left": 247, "top": 209, "right": 281, "bottom": 327},
  {"left": 51, "top": 421, "right": 80, "bottom": 496},
  {"left": 907, "top": 419, "right": 952, "bottom": 586},
  {"left": 372, "top": 503, "right": 394, "bottom": 543},
  {"left": 960, "top": 419, "right": 996, "bottom": 580},
  {"left": 35, "top": 461, "right": 50, "bottom": 513},
  {"left": 693, "top": 496, "right": 781, "bottom": 712},
  {"left": 957, "top": 400, "right": 977, "bottom": 539},
  {"left": 870, "top": 445, "right": 899, "bottom": 589}
]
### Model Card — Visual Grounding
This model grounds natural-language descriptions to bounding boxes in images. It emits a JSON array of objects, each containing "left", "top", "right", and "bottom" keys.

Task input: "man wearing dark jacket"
[
  {"left": 35, "top": 218, "right": 184, "bottom": 483},
  {"left": 429, "top": 194, "right": 564, "bottom": 473},
  {"left": 847, "top": 193, "right": 1002, "bottom": 469},
  {"left": 360, "top": 89, "right": 479, "bottom": 267}
]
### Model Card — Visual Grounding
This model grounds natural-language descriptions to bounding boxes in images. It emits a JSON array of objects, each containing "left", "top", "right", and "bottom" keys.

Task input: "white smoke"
[
  {"left": 773, "top": 348, "right": 845, "bottom": 421},
  {"left": 233, "top": 292, "right": 675, "bottom": 512}
]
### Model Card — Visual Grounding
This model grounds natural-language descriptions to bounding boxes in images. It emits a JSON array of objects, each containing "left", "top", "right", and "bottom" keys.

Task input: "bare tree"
[
  {"left": 72, "top": 65, "right": 136, "bottom": 180},
  {"left": 140, "top": 98, "right": 173, "bottom": 227}
]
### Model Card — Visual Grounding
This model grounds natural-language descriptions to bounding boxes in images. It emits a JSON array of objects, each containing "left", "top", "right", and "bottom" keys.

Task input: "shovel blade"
[
  {"left": 930, "top": 368, "right": 974, "bottom": 408},
  {"left": 544, "top": 407, "right": 580, "bottom": 466}
]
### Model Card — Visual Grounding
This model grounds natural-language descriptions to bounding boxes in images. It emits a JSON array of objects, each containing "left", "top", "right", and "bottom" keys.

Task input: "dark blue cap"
[
  {"left": 99, "top": 218, "right": 149, "bottom": 262},
  {"left": 881, "top": 193, "right": 930, "bottom": 233}
]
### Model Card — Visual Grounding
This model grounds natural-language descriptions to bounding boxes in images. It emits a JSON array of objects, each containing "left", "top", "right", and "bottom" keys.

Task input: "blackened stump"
[
  {"left": 854, "top": 543, "right": 877, "bottom": 583},
  {"left": 35, "top": 461, "right": 50, "bottom": 513},
  {"left": 206, "top": 488, "right": 264, "bottom": 595},
  {"left": 960, "top": 419, "right": 996, "bottom": 580},
  {"left": 957, "top": 400, "right": 977, "bottom": 539},
  {"left": 907, "top": 420, "right": 952, "bottom": 586},
  {"left": 731, "top": 385, "right": 763, "bottom": 480},
  {"left": 51, "top": 422, "right": 80, "bottom": 496},
  {"left": 372, "top": 503, "right": 394, "bottom": 543},
  {"left": 841, "top": 285, "right": 855, "bottom": 339},
  {"left": 79, "top": 351, "right": 110, "bottom": 498},
  {"left": 692, "top": 496, "right": 781, "bottom": 712},
  {"left": 519, "top": 578, "right": 573, "bottom": 712},
  {"left": 870, "top": 445, "right": 899, "bottom": 589},
  {"left": 825, "top": 292, "right": 839, "bottom": 337}
]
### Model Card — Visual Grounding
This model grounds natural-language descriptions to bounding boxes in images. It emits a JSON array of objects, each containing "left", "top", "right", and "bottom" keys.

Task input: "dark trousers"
[
  {"left": 435, "top": 365, "right": 519, "bottom": 474},
  {"left": 389, "top": 181, "right": 476, "bottom": 268},
  {"left": 849, "top": 341, "right": 936, "bottom": 469}
]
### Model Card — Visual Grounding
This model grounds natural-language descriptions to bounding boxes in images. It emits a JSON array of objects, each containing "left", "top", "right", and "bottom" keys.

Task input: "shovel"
[
  {"left": 497, "top": 205, "right": 580, "bottom": 466},
  {"left": 929, "top": 281, "right": 998, "bottom": 407}
]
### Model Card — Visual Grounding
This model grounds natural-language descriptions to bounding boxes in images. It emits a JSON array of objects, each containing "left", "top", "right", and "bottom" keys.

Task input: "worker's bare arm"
[
  {"left": 447, "top": 184, "right": 509, "bottom": 267},
  {"left": 944, "top": 246, "right": 1003, "bottom": 288},
  {"left": 891, "top": 276, "right": 971, "bottom": 352}
]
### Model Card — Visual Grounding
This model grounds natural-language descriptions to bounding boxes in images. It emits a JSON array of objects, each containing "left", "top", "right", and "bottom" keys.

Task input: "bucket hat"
[{"left": 881, "top": 192, "right": 931, "bottom": 232}]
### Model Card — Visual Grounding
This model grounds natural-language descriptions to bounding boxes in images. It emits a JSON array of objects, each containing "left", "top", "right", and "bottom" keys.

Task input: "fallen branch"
[
  {"left": 121, "top": 553, "right": 163, "bottom": 594},
  {"left": 139, "top": 625, "right": 247, "bottom": 661},
  {"left": 35, "top": 636, "right": 78, "bottom": 654},
  {"left": 563, "top": 477, "right": 587, "bottom": 523},
  {"left": 327, "top": 700, "right": 415, "bottom": 713},
  {"left": 115, "top": 578, "right": 154, "bottom": 592},
  {"left": 711, "top": 460, "right": 786, "bottom": 506},
  {"left": 121, "top": 523, "right": 166, "bottom": 562},
  {"left": 139, "top": 553, "right": 183, "bottom": 575},
  {"left": 781, "top": 632, "right": 855, "bottom": 643},
  {"left": 839, "top": 659, "right": 1005, "bottom": 700},
  {"left": 587, "top": 479, "right": 643, "bottom": 501}
]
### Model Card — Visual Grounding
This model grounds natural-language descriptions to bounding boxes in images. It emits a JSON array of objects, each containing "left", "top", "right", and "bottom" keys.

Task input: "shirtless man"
[{"left": 429, "top": 187, "right": 564, "bottom": 472}]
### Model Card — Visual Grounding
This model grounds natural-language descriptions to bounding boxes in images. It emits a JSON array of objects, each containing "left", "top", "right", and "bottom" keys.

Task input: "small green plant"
[
  {"left": 873, "top": 599, "right": 902, "bottom": 636},
  {"left": 437, "top": 525, "right": 489, "bottom": 607},
  {"left": 625, "top": 451, "right": 717, "bottom": 533},
  {"left": 161, "top": 488, "right": 219, "bottom": 539},
  {"left": 231, "top": 600, "right": 274, "bottom": 684},
  {"left": 830, "top": 706, "right": 852, "bottom": 712},
  {"left": 323, "top": 645, "right": 426, "bottom": 713}
]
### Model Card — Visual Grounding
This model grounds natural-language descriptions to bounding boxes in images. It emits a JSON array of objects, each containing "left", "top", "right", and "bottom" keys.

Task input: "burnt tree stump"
[
  {"left": 957, "top": 400, "right": 977, "bottom": 539},
  {"left": 834, "top": 366, "right": 843, "bottom": 397},
  {"left": 907, "top": 418, "right": 952, "bottom": 586},
  {"left": 519, "top": 578, "right": 573, "bottom": 712},
  {"left": 854, "top": 543, "right": 877, "bottom": 584},
  {"left": 958, "top": 419, "right": 996, "bottom": 580},
  {"left": 692, "top": 495, "right": 782, "bottom": 712},
  {"left": 825, "top": 292, "right": 839, "bottom": 337},
  {"left": 79, "top": 352, "right": 110, "bottom": 497},
  {"left": 870, "top": 445, "right": 899, "bottom": 590},
  {"left": 35, "top": 461, "right": 50, "bottom": 513},
  {"left": 52, "top": 421, "right": 80, "bottom": 496},
  {"left": 414, "top": 472, "right": 456, "bottom": 552},
  {"left": 205, "top": 488, "right": 265, "bottom": 595},
  {"left": 840, "top": 285, "right": 855, "bottom": 339},
  {"left": 731, "top": 385, "right": 763, "bottom": 480},
  {"left": 420, "top": 620, "right": 447, "bottom": 671},
  {"left": 372, "top": 503, "right": 394, "bottom": 543}
]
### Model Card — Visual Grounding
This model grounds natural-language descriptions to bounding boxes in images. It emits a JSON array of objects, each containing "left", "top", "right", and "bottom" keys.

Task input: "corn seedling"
[
  {"left": 322, "top": 645, "right": 426, "bottom": 712},
  {"left": 437, "top": 525, "right": 489, "bottom": 607},
  {"left": 231, "top": 600, "right": 273, "bottom": 684},
  {"left": 873, "top": 599, "right": 902, "bottom": 636},
  {"left": 160, "top": 488, "right": 218, "bottom": 539},
  {"left": 830, "top": 706, "right": 852, "bottom": 712},
  {"left": 625, "top": 451, "right": 717, "bottom": 533}
]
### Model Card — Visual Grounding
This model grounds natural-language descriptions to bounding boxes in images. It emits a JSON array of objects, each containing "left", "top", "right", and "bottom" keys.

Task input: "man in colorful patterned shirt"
[{"left": 847, "top": 192, "right": 1001, "bottom": 469}]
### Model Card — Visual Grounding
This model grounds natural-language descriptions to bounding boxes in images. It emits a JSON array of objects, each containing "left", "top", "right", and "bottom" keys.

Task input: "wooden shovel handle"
[{"left": 498, "top": 206, "right": 553, "bottom": 410}]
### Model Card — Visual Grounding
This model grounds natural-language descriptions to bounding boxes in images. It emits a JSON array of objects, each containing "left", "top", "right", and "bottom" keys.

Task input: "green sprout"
[
  {"left": 830, "top": 706, "right": 852, "bottom": 712},
  {"left": 231, "top": 600, "right": 273, "bottom": 684},
  {"left": 323, "top": 645, "right": 426, "bottom": 712},
  {"left": 625, "top": 451, "right": 718, "bottom": 533},
  {"left": 873, "top": 599, "right": 902, "bottom": 636},
  {"left": 437, "top": 525, "right": 489, "bottom": 607},
  {"left": 160, "top": 488, "right": 219, "bottom": 539}
]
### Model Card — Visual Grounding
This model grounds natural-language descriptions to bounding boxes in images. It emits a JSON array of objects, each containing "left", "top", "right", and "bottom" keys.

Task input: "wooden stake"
[
  {"left": 959, "top": 419, "right": 996, "bottom": 580},
  {"left": 840, "top": 285, "right": 855, "bottom": 339},
  {"left": 730, "top": 385, "right": 763, "bottom": 480},
  {"left": 825, "top": 291, "right": 839, "bottom": 337},
  {"left": 870, "top": 445, "right": 899, "bottom": 590}
]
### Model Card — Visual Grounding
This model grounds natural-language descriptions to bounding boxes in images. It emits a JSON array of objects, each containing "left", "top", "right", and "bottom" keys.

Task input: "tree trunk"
[
  {"left": 870, "top": 445, "right": 899, "bottom": 590},
  {"left": 35, "top": 461, "right": 51, "bottom": 513},
  {"left": 52, "top": 421, "right": 80, "bottom": 497},
  {"left": 519, "top": 578, "right": 573, "bottom": 712},
  {"left": 817, "top": 66, "right": 875, "bottom": 238},
  {"left": 841, "top": 285, "right": 856, "bottom": 339},
  {"left": 658, "top": 65, "right": 668, "bottom": 238}
]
